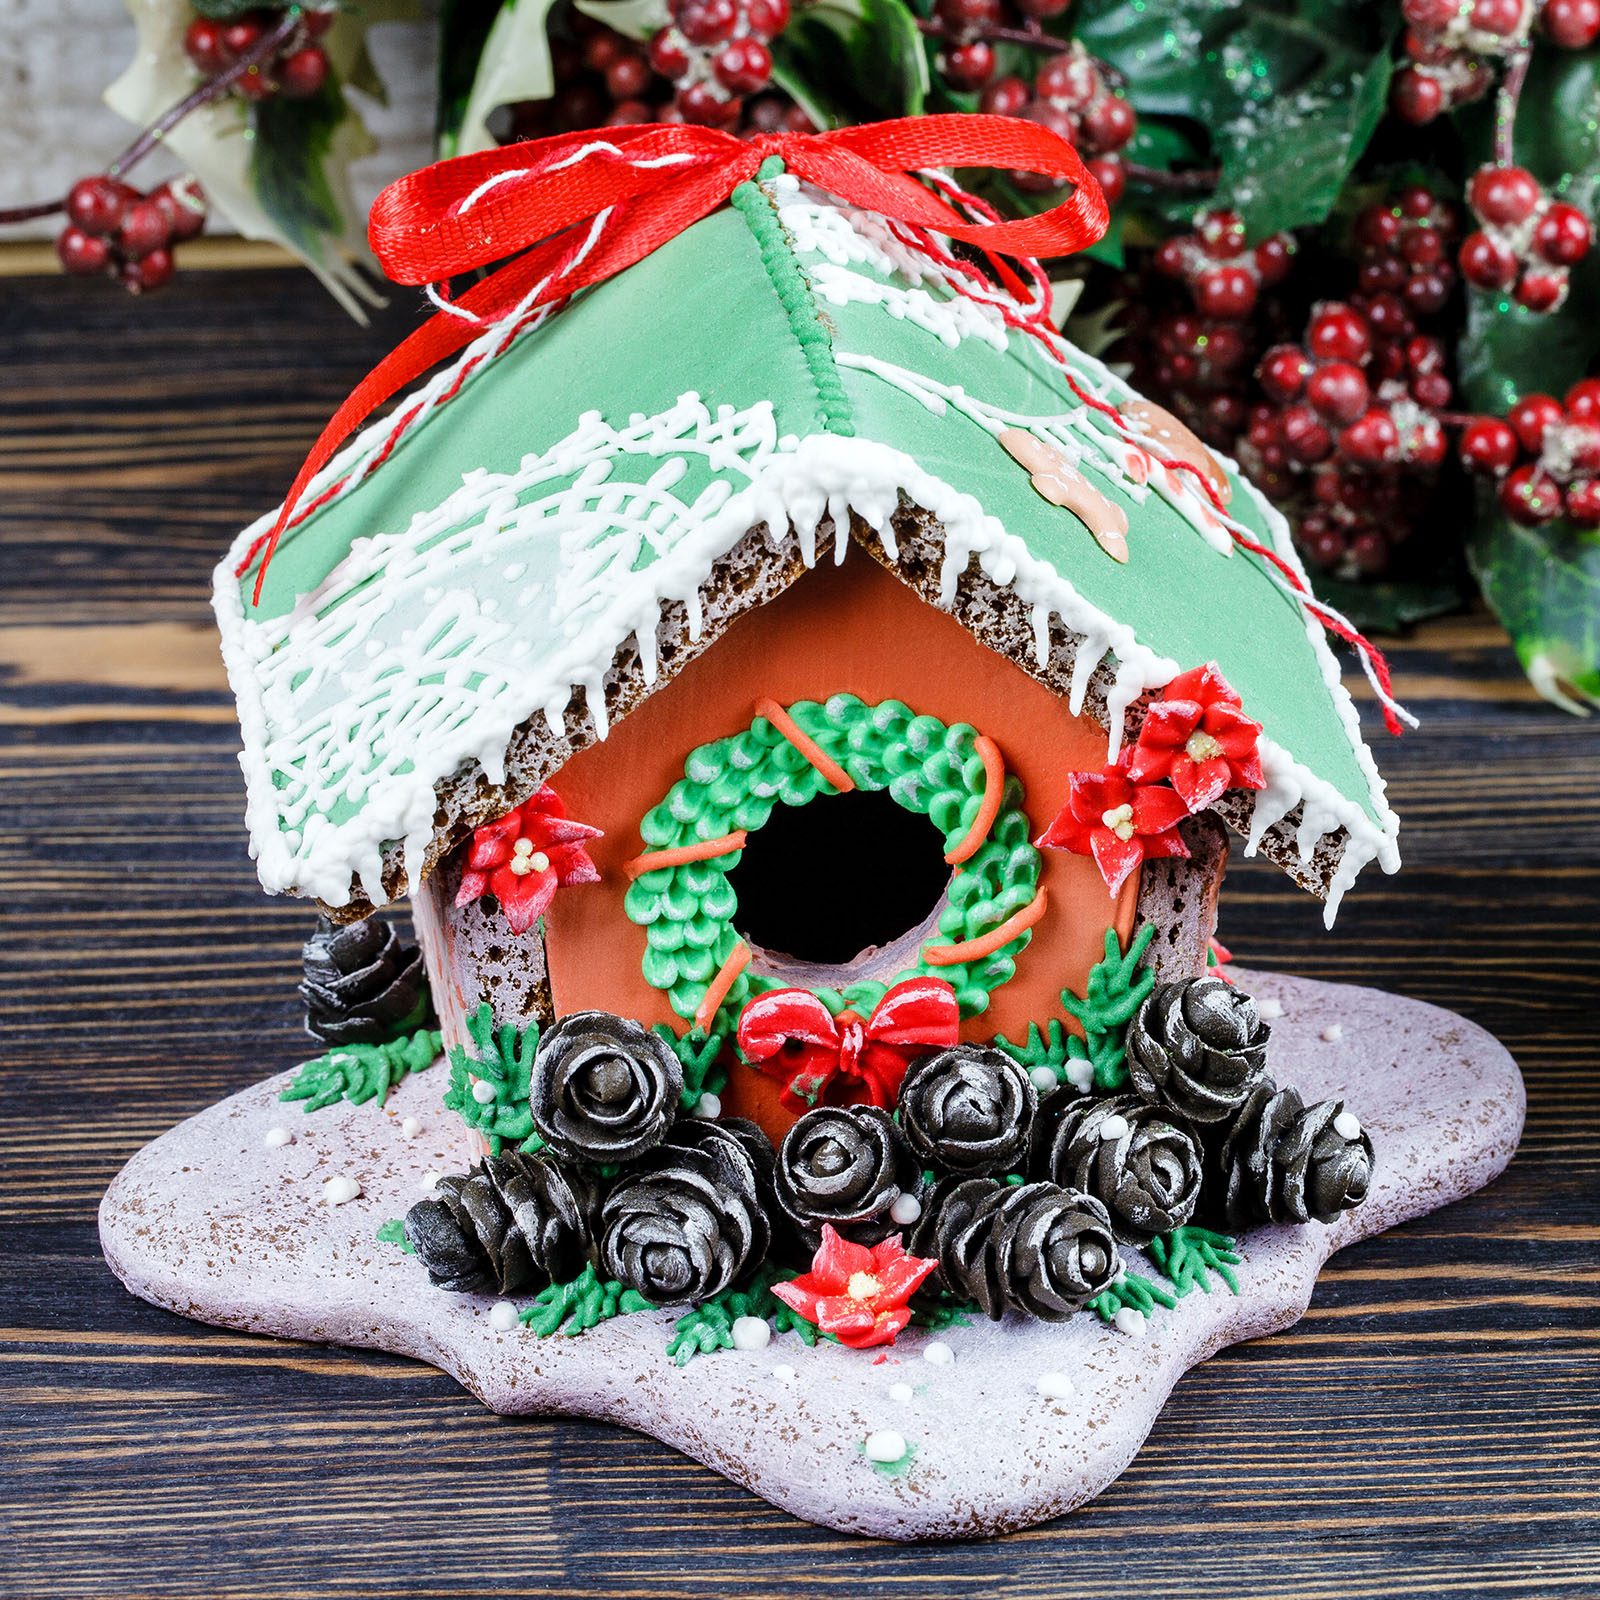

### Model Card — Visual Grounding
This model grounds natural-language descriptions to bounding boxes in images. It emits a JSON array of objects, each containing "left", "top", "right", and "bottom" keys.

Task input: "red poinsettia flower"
[
  {"left": 770, "top": 1226, "right": 939, "bottom": 1350},
  {"left": 454, "top": 785, "right": 602, "bottom": 934},
  {"left": 1126, "top": 663, "right": 1265, "bottom": 813},
  {"left": 1036, "top": 755, "right": 1191, "bottom": 896}
]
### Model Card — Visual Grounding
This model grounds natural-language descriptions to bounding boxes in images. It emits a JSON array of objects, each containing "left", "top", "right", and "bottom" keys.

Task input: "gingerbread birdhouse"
[{"left": 215, "top": 156, "right": 1399, "bottom": 1154}]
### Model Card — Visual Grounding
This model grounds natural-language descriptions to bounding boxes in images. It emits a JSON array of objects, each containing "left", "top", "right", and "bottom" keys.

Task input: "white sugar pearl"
[
  {"left": 1112, "top": 1306, "right": 1146, "bottom": 1338},
  {"left": 731, "top": 1316, "right": 771, "bottom": 1351},
  {"left": 1258, "top": 997, "right": 1285, "bottom": 1019},
  {"left": 1333, "top": 1110, "right": 1363, "bottom": 1140},
  {"left": 421, "top": 1170, "right": 444, "bottom": 1194},
  {"left": 1036, "top": 1371, "right": 1075, "bottom": 1400},
  {"left": 1097, "top": 1113, "right": 1130, "bottom": 1141},
  {"left": 864, "top": 1429, "right": 907, "bottom": 1464},
  {"left": 1066, "top": 1058, "right": 1095, "bottom": 1093},
  {"left": 400, "top": 1116, "right": 422, "bottom": 1138},
  {"left": 488, "top": 1301, "right": 519, "bottom": 1332},
  {"left": 692, "top": 1092, "right": 722, "bottom": 1120},
  {"left": 1029, "top": 1066, "right": 1058, "bottom": 1094},
  {"left": 889, "top": 1191, "right": 922, "bottom": 1226},
  {"left": 470, "top": 1079, "right": 498, "bottom": 1104},
  {"left": 263, "top": 1125, "right": 292, "bottom": 1149},
  {"left": 888, "top": 1382, "right": 914, "bottom": 1403},
  {"left": 323, "top": 1175, "right": 361, "bottom": 1206},
  {"left": 923, "top": 1340, "right": 954, "bottom": 1366},
  {"left": 1321, "top": 1024, "right": 1344, "bottom": 1043},
  {"left": 772, "top": 1364, "right": 796, "bottom": 1383}
]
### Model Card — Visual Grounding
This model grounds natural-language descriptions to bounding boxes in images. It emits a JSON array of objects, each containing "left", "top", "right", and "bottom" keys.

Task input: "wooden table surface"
[{"left": 2, "top": 268, "right": 1597, "bottom": 1600}]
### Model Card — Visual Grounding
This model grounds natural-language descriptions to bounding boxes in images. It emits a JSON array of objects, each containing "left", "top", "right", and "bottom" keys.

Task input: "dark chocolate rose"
[
  {"left": 774, "top": 1105, "right": 919, "bottom": 1249},
  {"left": 597, "top": 1119, "right": 771, "bottom": 1303},
  {"left": 529, "top": 1010, "right": 682, "bottom": 1164},
  {"left": 897, "top": 1044, "right": 1036, "bottom": 1175},
  {"left": 1127, "top": 976, "right": 1270, "bottom": 1124}
]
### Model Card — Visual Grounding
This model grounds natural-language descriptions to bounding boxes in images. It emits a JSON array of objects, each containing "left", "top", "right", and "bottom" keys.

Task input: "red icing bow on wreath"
[
  {"left": 239, "top": 115, "right": 1107, "bottom": 601},
  {"left": 736, "top": 976, "right": 959, "bottom": 1112}
]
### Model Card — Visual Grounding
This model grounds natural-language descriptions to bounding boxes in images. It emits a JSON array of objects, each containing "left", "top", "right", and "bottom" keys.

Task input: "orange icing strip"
[
  {"left": 694, "top": 940, "right": 752, "bottom": 1034},
  {"left": 624, "top": 831, "right": 749, "bottom": 880},
  {"left": 923, "top": 888, "right": 1048, "bottom": 966},
  {"left": 944, "top": 735, "right": 1006, "bottom": 865},
  {"left": 755, "top": 697, "right": 856, "bottom": 793}
]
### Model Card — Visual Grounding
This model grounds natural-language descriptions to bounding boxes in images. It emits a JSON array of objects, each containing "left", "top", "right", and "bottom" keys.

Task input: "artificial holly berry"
[
  {"left": 1009, "top": 43, "right": 1136, "bottom": 204},
  {"left": 1354, "top": 187, "right": 1460, "bottom": 318},
  {"left": 1460, "top": 164, "right": 1593, "bottom": 314},
  {"left": 1543, "top": 0, "right": 1600, "bottom": 46},
  {"left": 52, "top": 172, "right": 206, "bottom": 295},
  {"left": 1389, "top": 0, "right": 1533, "bottom": 125},
  {"left": 1460, "top": 381, "right": 1600, "bottom": 525},
  {"left": 1153, "top": 209, "right": 1295, "bottom": 324},
  {"left": 647, "top": 0, "right": 787, "bottom": 130},
  {"left": 66, "top": 176, "right": 136, "bottom": 237},
  {"left": 55, "top": 225, "right": 111, "bottom": 276}
]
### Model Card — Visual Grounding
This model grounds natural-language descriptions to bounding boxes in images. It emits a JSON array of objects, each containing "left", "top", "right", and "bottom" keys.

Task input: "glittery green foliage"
[
  {"left": 1060, "top": 922, "right": 1158, "bottom": 1092},
  {"left": 279, "top": 1025, "right": 443, "bottom": 1112},
  {"left": 665, "top": 1264, "right": 820, "bottom": 1365},
  {"left": 625, "top": 695, "right": 1042, "bottom": 1032},
  {"left": 993, "top": 1017, "right": 1072, "bottom": 1085},
  {"left": 1150, "top": 1226, "right": 1242, "bottom": 1297},
  {"left": 441, "top": 1002, "right": 543, "bottom": 1156},
  {"left": 653, "top": 1025, "right": 728, "bottom": 1112},
  {"left": 375, "top": 1217, "right": 414, "bottom": 1255},
  {"left": 520, "top": 1264, "right": 653, "bottom": 1337},
  {"left": 1087, "top": 1270, "right": 1180, "bottom": 1325}
]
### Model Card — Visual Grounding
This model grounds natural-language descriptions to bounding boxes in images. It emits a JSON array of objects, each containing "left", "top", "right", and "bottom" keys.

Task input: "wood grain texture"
[{"left": 1, "top": 268, "right": 1597, "bottom": 1598}]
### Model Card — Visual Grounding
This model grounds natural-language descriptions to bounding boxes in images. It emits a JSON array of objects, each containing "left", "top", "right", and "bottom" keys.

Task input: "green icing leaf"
[
  {"left": 1087, "top": 1270, "right": 1179, "bottom": 1324},
  {"left": 279, "top": 1026, "right": 443, "bottom": 1113},
  {"left": 1059, "top": 922, "right": 1157, "bottom": 1092},
  {"left": 376, "top": 1217, "right": 416, "bottom": 1255},
  {"left": 441, "top": 1003, "right": 543, "bottom": 1154},
  {"left": 521, "top": 1264, "right": 653, "bottom": 1336},
  {"left": 1149, "top": 1226, "right": 1241, "bottom": 1297},
  {"left": 666, "top": 1265, "right": 819, "bottom": 1365},
  {"left": 652, "top": 1025, "right": 729, "bottom": 1111},
  {"left": 1469, "top": 512, "right": 1600, "bottom": 714}
]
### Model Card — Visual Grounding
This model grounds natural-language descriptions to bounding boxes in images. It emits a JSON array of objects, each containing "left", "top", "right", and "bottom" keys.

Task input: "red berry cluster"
[
  {"left": 1457, "top": 163, "right": 1593, "bottom": 313},
  {"left": 985, "top": 44, "right": 1136, "bottom": 205},
  {"left": 1153, "top": 208, "right": 1294, "bottom": 321},
  {"left": 933, "top": 0, "right": 1070, "bottom": 97},
  {"left": 1460, "top": 380, "right": 1600, "bottom": 524},
  {"left": 1249, "top": 302, "right": 1451, "bottom": 574},
  {"left": 1353, "top": 187, "right": 1460, "bottom": 318},
  {"left": 647, "top": 0, "right": 791, "bottom": 127},
  {"left": 55, "top": 174, "right": 208, "bottom": 294},
  {"left": 183, "top": 6, "right": 334, "bottom": 101},
  {"left": 1389, "top": 0, "right": 1533, "bottom": 126}
]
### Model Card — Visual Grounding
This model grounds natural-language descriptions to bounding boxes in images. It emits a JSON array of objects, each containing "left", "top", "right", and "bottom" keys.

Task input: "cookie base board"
[{"left": 99, "top": 970, "right": 1524, "bottom": 1541}]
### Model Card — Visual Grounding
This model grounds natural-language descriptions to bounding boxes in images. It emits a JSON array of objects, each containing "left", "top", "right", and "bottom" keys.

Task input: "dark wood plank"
[{"left": 1, "top": 266, "right": 1596, "bottom": 1599}]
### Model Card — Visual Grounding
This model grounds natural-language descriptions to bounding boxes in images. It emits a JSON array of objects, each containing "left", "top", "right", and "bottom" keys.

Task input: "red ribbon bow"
[
  {"left": 240, "top": 115, "right": 1107, "bottom": 602},
  {"left": 736, "top": 976, "right": 960, "bottom": 1112}
]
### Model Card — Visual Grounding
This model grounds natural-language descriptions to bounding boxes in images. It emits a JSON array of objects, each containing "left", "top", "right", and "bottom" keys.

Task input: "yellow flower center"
[
  {"left": 508, "top": 840, "right": 551, "bottom": 876},
  {"left": 1185, "top": 729, "right": 1224, "bottom": 762},
  {"left": 1100, "top": 803, "right": 1135, "bottom": 841},
  {"left": 847, "top": 1271, "right": 882, "bottom": 1302}
]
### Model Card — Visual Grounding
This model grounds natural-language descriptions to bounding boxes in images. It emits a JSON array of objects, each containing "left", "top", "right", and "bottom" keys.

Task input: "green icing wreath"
[{"left": 622, "top": 694, "right": 1043, "bottom": 1033}]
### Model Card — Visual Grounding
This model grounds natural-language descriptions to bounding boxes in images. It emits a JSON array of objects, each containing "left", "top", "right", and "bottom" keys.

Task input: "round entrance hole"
[{"left": 726, "top": 788, "right": 952, "bottom": 967}]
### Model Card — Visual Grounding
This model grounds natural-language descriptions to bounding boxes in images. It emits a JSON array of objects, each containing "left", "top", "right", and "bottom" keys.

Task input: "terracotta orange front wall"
[{"left": 543, "top": 553, "right": 1137, "bottom": 1133}]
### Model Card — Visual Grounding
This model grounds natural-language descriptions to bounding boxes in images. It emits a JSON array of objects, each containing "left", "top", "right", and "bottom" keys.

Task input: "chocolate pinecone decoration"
[
  {"left": 405, "top": 1151, "right": 601, "bottom": 1295},
  {"left": 897, "top": 1045, "right": 1036, "bottom": 1176},
  {"left": 1127, "top": 976, "right": 1270, "bottom": 1125},
  {"left": 300, "top": 913, "right": 428, "bottom": 1046},
  {"left": 910, "top": 1177, "right": 1121, "bottom": 1320},
  {"left": 598, "top": 1119, "right": 773, "bottom": 1303},
  {"left": 774, "top": 1105, "right": 919, "bottom": 1250},
  {"left": 530, "top": 1010, "right": 682, "bottom": 1164},
  {"left": 1212, "top": 1082, "right": 1376, "bottom": 1226},
  {"left": 1029, "top": 1088, "right": 1203, "bottom": 1244}
]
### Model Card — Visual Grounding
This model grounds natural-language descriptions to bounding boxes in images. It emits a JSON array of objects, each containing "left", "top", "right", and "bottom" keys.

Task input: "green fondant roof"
[{"left": 217, "top": 169, "right": 1395, "bottom": 909}]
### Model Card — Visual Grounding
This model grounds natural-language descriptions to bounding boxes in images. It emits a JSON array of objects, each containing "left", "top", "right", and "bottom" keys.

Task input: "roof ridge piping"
[{"left": 729, "top": 166, "right": 855, "bottom": 439}]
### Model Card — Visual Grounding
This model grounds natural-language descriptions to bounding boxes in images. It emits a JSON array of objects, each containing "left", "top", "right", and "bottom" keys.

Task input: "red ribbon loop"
[{"left": 239, "top": 114, "right": 1107, "bottom": 603}]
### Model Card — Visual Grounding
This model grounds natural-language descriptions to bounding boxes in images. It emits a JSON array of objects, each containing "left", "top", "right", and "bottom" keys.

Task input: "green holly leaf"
[
  {"left": 770, "top": 0, "right": 929, "bottom": 128},
  {"left": 1469, "top": 511, "right": 1600, "bottom": 714},
  {"left": 1309, "top": 574, "right": 1467, "bottom": 633},
  {"left": 441, "top": 0, "right": 562, "bottom": 156}
]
